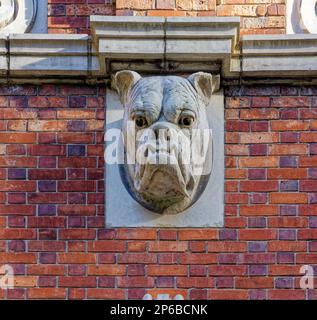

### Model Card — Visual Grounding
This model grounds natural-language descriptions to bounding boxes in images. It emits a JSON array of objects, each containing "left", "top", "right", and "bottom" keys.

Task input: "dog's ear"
[
  {"left": 188, "top": 72, "right": 220, "bottom": 104},
  {"left": 113, "top": 70, "right": 142, "bottom": 106}
]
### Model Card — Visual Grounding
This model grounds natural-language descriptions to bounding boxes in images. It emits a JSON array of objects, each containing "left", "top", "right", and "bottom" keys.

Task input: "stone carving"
[
  {"left": 287, "top": 0, "right": 317, "bottom": 34},
  {"left": 114, "top": 70, "right": 219, "bottom": 215},
  {"left": 0, "top": 0, "right": 37, "bottom": 34}
]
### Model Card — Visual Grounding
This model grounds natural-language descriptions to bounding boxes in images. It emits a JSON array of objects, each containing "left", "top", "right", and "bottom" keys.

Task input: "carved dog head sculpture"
[{"left": 114, "top": 71, "right": 219, "bottom": 214}]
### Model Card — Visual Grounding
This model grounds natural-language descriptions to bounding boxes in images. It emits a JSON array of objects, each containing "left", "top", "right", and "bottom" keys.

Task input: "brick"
[
  {"left": 251, "top": 96, "right": 270, "bottom": 107},
  {"left": 88, "top": 265, "right": 126, "bottom": 276},
  {"left": 299, "top": 156, "right": 317, "bottom": 167},
  {"left": 268, "top": 217, "right": 307, "bottom": 228},
  {"left": 208, "top": 242, "right": 246, "bottom": 252},
  {"left": 239, "top": 156, "right": 278, "bottom": 168},
  {"left": 128, "top": 265, "right": 145, "bottom": 276},
  {"left": 0, "top": 181, "right": 36, "bottom": 192},
  {"left": 57, "top": 133, "right": 94, "bottom": 144},
  {"left": 225, "top": 145, "right": 249, "bottom": 156},
  {"left": 149, "top": 241, "right": 187, "bottom": 252},
  {"left": 269, "top": 144, "right": 307, "bottom": 155},
  {"left": 268, "top": 169, "right": 307, "bottom": 179},
  {"left": 58, "top": 181, "right": 95, "bottom": 192},
  {"left": 118, "top": 276, "right": 154, "bottom": 288},
  {"left": 209, "top": 265, "right": 247, "bottom": 276},
  {"left": 240, "top": 253, "right": 276, "bottom": 264},
  {"left": 0, "top": 133, "right": 36, "bottom": 143},
  {"left": 239, "top": 229, "right": 277, "bottom": 240},
  {"left": 28, "top": 288, "right": 66, "bottom": 299},
  {"left": 268, "top": 241, "right": 306, "bottom": 252},
  {"left": 271, "top": 97, "right": 310, "bottom": 108},
  {"left": 240, "top": 181, "right": 278, "bottom": 192},
  {"left": 158, "top": 230, "right": 177, "bottom": 240},
  {"left": 179, "top": 229, "right": 218, "bottom": 240},
  {"left": 300, "top": 132, "right": 317, "bottom": 142},
  {"left": 269, "top": 265, "right": 300, "bottom": 276},
  {"left": 57, "top": 109, "right": 95, "bottom": 119},
  {"left": 148, "top": 10, "right": 186, "bottom": 16},
  {"left": 269, "top": 290, "right": 305, "bottom": 300},
  {"left": 58, "top": 253, "right": 96, "bottom": 264},
  {"left": 236, "top": 277, "right": 273, "bottom": 289},
  {"left": 251, "top": 121, "right": 269, "bottom": 132},
  {"left": 28, "top": 169, "right": 66, "bottom": 180},
  {"left": 156, "top": 0, "right": 175, "bottom": 9},
  {"left": 59, "top": 229, "right": 95, "bottom": 240},
  {"left": 271, "top": 193, "right": 308, "bottom": 204},
  {"left": 28, "top": 120, "right": 67, "bottom": 132},
  {"left": 246, "top": 168, "right": 265, "bottom": 180},
  {"left": 148, "top": 265, "right": 187, "bottom": 276},
  {"left": 240, "top": 133, "right": 278, "bottom": 144},
  {"left": 298, "top": 229, "right": 317, "bottom": 240},
  {"left": 240, "top": 205, "right": 278, "bottom": 216},
  {"left": 0, "top": 253, "right": 36, "bottom": 264},
  {"left": 225, "top": 193, "right": 248, "bottom": 204},
  {"left": 240, "top": 109, "right": 278, "bottom": 120},
  {"left": 271, "top": 120, "right": 309, "bottom": 131},
  {"left": 116, "top": 0, "right": 154, "bottom": 10},
  {"left": 59, "top": 276, "right": 96, "bottom": 288},
  {"left": 7, "top": 120, "right": 27, "bottom": 131},
  {"left": 208, "top": 289, "right": 248, "bottom": 300},
  {"left": 118, "top": 253, "right": 156, "bottom": 264},
  {"left": 87, "top": 289, "right": 125, "bottom": 300},
  {"left": 250, "top": 144, "right": 267, "bottom": 156},
  {"left": 88, "top": 241, "right": 125, "bottom": 252},
  {"left": 0, "top": 204, "right": 34, "bottom": 215},
  {"left": 180, "top": 253, "right": 217, "bottom": 264},
  {"left": 28, "top": 145, "right": 65, "bottom": 156},
  {"left": 28, "top": 241, "right": 64, "bottom": 252},
  {"left": 279, "top": 180, "right": 301, "bottom": 192},
  {"left": 59, "top": 157, "right": 97, "bottom": 168},
  {"left": 177, "top": 277, "right": 214, "bottom": 288},
  {"left": 280, "top": 156, "right": 298, "bottom": 167},
  {"left": 117, "top": 229, "right": 156, "bottom": 240},
  {"left": 28, "top": 193, "right": 67, "bottom": 204},
  {"left": 28, "top": 217, "right": 65, "bottom": 229},
  {"left": 58, "top": 205, "right": 95, "bottom": 216},
  {"left": 300, "top": 181, "right": 317, "bottom": 192}
]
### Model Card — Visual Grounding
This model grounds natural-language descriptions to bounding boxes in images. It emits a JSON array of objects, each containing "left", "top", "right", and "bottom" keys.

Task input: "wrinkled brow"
[{"left": 128, "top": 98, "right": 162, "bottom": 123}]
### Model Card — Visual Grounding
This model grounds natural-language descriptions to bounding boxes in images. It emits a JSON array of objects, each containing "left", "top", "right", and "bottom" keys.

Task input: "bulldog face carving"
[{"left": 114, "top": 70, "right": 219, "bottom": 215}]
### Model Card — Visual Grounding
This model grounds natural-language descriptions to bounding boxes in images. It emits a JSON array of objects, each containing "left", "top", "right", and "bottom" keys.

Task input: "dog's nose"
[{"left": 152, "top": 123, "right": 172, "bottom": 141}]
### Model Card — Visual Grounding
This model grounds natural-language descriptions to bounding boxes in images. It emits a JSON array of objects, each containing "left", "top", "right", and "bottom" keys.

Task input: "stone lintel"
[{"left": 91, "top": 16, "right": 241, "bottom": 78}]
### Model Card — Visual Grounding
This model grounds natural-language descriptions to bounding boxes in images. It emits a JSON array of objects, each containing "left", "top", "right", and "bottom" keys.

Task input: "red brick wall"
[
  {"left": 48, "top": 0, "right": 115, "bottom": 34},
  {"left": 48, "top": 0, "right": 285, "bottom": 35},
  {"left": 1, "top": 84, "right": 317, "bottom": 300},
  {"left": 1, "top": 0, "right": 315, "bottom": 301}
]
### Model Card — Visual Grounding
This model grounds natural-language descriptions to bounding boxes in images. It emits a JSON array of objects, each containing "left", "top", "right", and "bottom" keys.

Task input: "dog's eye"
[
  {"left": 135, "top": 116, "right": 148, "bottom": 128},
  {"left": 179, "top": 115, "right": 194, "bottom": 127}
]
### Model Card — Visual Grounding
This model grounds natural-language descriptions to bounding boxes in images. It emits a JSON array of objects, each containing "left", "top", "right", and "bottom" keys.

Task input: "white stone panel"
[{"left": 105, "top": 89, "right": 224, "bottom": 228}]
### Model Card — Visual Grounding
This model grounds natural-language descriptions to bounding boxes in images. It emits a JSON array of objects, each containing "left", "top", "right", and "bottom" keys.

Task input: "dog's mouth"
[{"left": 134, "top": 150, "right": 194, "bottom": 201}]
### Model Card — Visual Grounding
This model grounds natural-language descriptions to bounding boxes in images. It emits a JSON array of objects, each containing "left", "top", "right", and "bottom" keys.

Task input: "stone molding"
[
  {"left": 90, "top": 16, "right": 241, "bottom": 78},
  {"left": 0, "top": 34, "right": 100, "bottom": 83},
  {"left": 242, "top": 34, "right": 317, "bottom": 78},
  {"left": 0, "top": 16, "right": 317, "bottom": 83}
]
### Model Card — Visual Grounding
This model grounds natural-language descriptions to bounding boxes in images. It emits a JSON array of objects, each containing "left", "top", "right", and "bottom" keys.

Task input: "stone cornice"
[
  {"left": 0, "top": 17, "right": 317, "bottom": 84},
  {"left": 242, "top": 34, "right": 317, "bottom": 78},
  {"left": 0, "top": 34, "right": 101, "bottom": 84}
]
